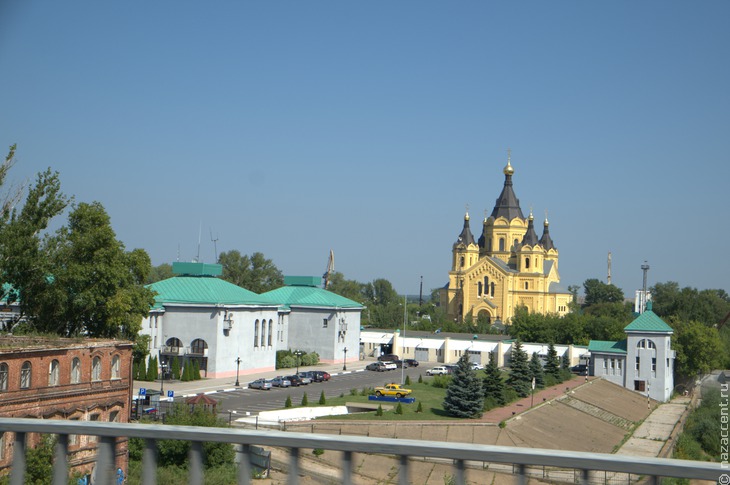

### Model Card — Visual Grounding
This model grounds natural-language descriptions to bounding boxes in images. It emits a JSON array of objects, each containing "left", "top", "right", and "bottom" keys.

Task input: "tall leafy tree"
[
  {"left": 0, "top": 145, "right": 70, "bottom": 330},
  {"left": 218, "top": 250, "right": 284, "bottom": 293},
  {"left": 670, "top": 318, "right": 723, "bottom": 378},
  {"left": 147, "top": 263, "right": 173, "bottom": 284},
  {"left": 544, "top": 343, "right": 560, "bottom": 380},
  {"left": 583, "top": 278, "right": 624, "bottom": 307},
  {"left": 443, "top": 354, "right": 484, "bottom": 418},
  {"left": 26, "top": 202, "right": 154, "bottom": 339},
  {"left": 482, "top": 351, "right": 506, "bottom": 406},
  {"left": 326, "top": 272, "right": 365, "bottom": 302},
  {"left": 363, "top": 278, "right": 399, "bottom": 306},
  {"left": 506, "top": 340, "right": 531, "bottom": 398},
  {"left": 529, "top": 352, "right": 545, "bottom": 389}
]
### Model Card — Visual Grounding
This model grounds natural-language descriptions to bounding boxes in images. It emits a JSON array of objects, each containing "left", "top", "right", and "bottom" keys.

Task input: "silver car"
[
  {"left": 248, "top": 378, "right": 272, "bottom": 390},
  {"left": 296, "top": 373, "right": 312, "bottom": 385},
  {"left": 270, "top": 376, "right": 291, "bottom": 388}
]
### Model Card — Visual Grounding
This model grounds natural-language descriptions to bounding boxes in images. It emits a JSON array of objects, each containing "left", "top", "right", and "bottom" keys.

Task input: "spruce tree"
[
  {"left": 319, "top": 391, "right": 326, "bottom": 405},
  {"left": 137, "top": 357, "right": 147, "bottom": 382},
  {"left": 544, "top": 343, "right": 561, "bottom": 380},
  {"left": 529, "top": 352, "right": 545, "bottom": 389},
  {"left": 506, "top": 340, "right": 531, "bottom": 398},
  {"left": 443, "top": 354, "right": 484, "bottom": 418},
  {"left": 285, "top": 396, "right": 292, "bottom": 408},
  {"left": 301, "top": 392, "right": 308, "bottom": 406},
  {"left": 147, "top": 356, "right": 158, "bottom": 381},
  {"left": 193, "top": 360, "right": 201, "bottom": 380},
  {"left": 482, "top": 351, "right": 506, "bottom": 405},
  {"left": 171, "top": 356, "right": 180, "bottom": 380},
  {"left": 132, "top": 362, "right": 139, "bottom": 381}
]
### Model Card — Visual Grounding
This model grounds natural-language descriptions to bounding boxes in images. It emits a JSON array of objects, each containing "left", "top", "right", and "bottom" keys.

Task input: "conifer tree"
[
  {"left": 147, "top": 356, "right": 158, "bottom": 381},
  {"left": 137, "top": 357, "right": 147, "bottom": 382},
  {"left": 285, "top": 396, "right": 292, "bottom": 408},
  {"left": 193, "top": 360, "right": 201, "bottom": 380},
  {"left": 561, "top": 355, "right": 570, "bottom": 371},
  {"left": 301, "top": 392, "right": 308, "bottom": 406},
  {"left": 132, "top": 362, "right": 139, "bottom": 381},
  {"left": 443, "top": 354, "right": 484, "bottom": 418},
  {"left": 506, "top": 340, "right": 531, "bottom": 397},
  {"left": 319, "top": 391, "right": 326, "bottom": 405},
  {"left": 544, "top": 343, "right": 561, "bottom": 380},
  {"left": 482, "top": 351, "right": 506, "bottom": 405},
  {"left": 529, "top": 352, "right": 545, "bottom": 389},
  {"left": 171, "top": 356, "right": 180, "bottom": 380}
]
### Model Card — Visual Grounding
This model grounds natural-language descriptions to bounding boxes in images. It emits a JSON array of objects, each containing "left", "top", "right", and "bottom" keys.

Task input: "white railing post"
[
  {"left": 52, "top": 434, "right": 69, "bottom": 485},
  {"left": 10, "top": 431, "right": 26, "bottom": 485},
  {"left": 142, "top": 438, "right": 157, "bottom": 485},
  {"left": 189, "top": 441, "right": 204, "bottom": 484}
]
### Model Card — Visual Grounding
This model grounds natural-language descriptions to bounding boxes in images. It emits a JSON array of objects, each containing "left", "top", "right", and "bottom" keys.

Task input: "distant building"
[
  {"left": 588, "top": 302, "right": 675, "bottom": 402},
  {"left": 0, "top": 336, "right": 133, "bottom": 480},
  {"left": 141, "top": 264, "right": 364, "bottom": 377},
  {"left": 440, "top": 155, "right": 572, "bottom": 324},
  {"left": 260, "top": 276, "right": 362, "bottom": 365}
]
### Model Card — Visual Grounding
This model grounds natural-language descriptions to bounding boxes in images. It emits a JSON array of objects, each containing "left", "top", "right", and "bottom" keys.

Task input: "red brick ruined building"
[{"left": 0, "top": 337, "right": 133, "bottom": 479}]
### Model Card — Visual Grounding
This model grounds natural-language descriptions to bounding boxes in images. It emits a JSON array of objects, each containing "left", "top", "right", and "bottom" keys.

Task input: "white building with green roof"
[
  {"left": 141, "top": 262, "right": 283, "bottom": 379},
  {"left": 260, "top": 276, "right": 363, "bottom": 366},
  {"left": 588, "top": 302, "right": 675, "bottom": 401}
]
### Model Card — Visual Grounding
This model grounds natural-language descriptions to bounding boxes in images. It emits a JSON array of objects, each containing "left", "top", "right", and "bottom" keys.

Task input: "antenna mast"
[
  {"left": 196, "top": 221, "right": 202, "bottom": 263},
  {"left": 640, "top": 261, "right": 650, "bottom": 313},
  {"left": 607, "top": 251, "right": 612, "bottom": 285},
  {"left": 210, "top": 229, "right": 219, "bottom": 263}
]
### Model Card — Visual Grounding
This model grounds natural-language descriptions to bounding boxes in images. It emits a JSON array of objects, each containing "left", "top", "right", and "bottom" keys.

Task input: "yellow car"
[{"left": 374, "top": 383, "right": 413, "bottom": 398}]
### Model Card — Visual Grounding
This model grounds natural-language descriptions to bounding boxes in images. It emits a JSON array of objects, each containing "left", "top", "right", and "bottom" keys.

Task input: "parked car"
[
  {"left": 270, "top": 376, "right": 291, "bottom": 388},
  {"left": 378, "top": 353, "right": 400, "bottom": 362},
  {"left": 380, "top": 361, "right": 397, "bottom": 370},
  {"left": 403, "top": 359, "right": 419, "bottom": 367},
  {"left": 311, "top": 370, "right": 331, "bottom": 381},
  {"left": 296, "top": 373, "right": 312, "bottom": 385},
  {"left": 571, "top": 364, "right": 588, "bottom": 375},
  {"left": 286, "top": 375, "right": 304, "bottom": 386},
  {"left": 444, "top": 364, "right": 459, "bottom": 374},
  {"left": 248, "top": 378, "right": 272, "bottom": 390},
  {"left": 471, "top": 363, "right": 484, "bottom": 371},
  {"left": 366, "top": 362, "right": 387, "bottom": 372},
  {"left": 427, "top": 366, "right": 449, "bottom": 376}
]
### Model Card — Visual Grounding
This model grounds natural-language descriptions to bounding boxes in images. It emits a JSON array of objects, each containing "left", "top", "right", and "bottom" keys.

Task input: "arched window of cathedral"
[
  {"left": 490, "top": 282, "right": 495, "bottom": 297},
  {"left": 514, "top": 239, "right": 519, "bottom": 250},
  {"left": 460, "top": 256, "right": 464, "bottom": 268},
  {"left": 499, "top": 238, "right": 505, "bottom": 251},
  {"left": 484, "top": 276, "right": 489, "bottom": 290},
  {"left": 525, "top": 257, "right": 530, "bottom": 269},
  {"left": 478, "top": 282, "right": 482, "bottom": 296},
  {"left": 525, "top": 281, "right": 529, "bottom": 290}
]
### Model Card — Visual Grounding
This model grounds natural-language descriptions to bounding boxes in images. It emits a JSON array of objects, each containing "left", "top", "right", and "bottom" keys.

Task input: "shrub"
[
  {"left": 285, "top": 396, "right": 292, "bottom": 408},
  {"left": 499, "top": 420, "right": 507, "bottom": 429},
  {"left": 418, "top": 374, "right": 423, "bottom": 384},
  {"left": 349, "top": 388, "right": 358, "bottom": 396},
  {"left": 312, "top": 448, "right": 325, "bottom": 457},
  {"left": 375, "top": 405, "right": 383, "bottom": 416},
  {"left": 279, "top": 355, "right": 296, "bottom": 369},
  {"left": 319, "top": 391, "right": 326, "bottom": 405},
  {"left": 359, "top": 387, "right": 374, "bottom": 396},
  {"left": 395, "top": 403, "right": 403, "bottom": 415},
  {"left": 483, "top": 396, "right": 500, "bottom": 411},
  {"left": 416, "top": 401, "right": 423, "bottom": 413},
  {"left": 301, "top": 393, "right": 308, "bottom": 406},
  {"left": 405, "top": 375, "right": 411, "bottom": 385},
  {"left": 430, "top": 375, "right": 452, "bottom": 388}
]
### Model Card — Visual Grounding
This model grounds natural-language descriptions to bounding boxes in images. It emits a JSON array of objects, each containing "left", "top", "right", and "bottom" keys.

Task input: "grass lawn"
[{"left": 305, "top": 379, "right": 461, "bottom": 421}]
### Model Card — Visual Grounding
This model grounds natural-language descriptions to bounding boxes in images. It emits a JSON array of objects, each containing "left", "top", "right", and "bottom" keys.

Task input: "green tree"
[
  {"left": 326, "top": 272, "right": 365, "bottom": 302},
  {"left": 147, "top": 263, "right": 173, "bottom": 284},
  {"left": 146, "top": 356, "right": 158, "bottom": 381},
  {"left": 482, "top": 351, "right": 506, "bottom": 406},
  {"left": 137, "top": 357, "right": 147, "bottom": 381},
  {"left": 582, "top": 278, "right": 624, "bottom": 307},
  {"left": 24, "top": 202, "right": 154, "bottom": 339},
  {"left": 193, "top": 359, "right": 201, "bottom": 380},
  {"left": 301, "top": 392, "right": 309, "bottom": 406},
  {"left": 363, "top": 278, "right": 399, "bottom": 306},
  {"left": 218, "top": 250, "right": 284, "bottom": 293},
  {"left": 544, "top": 343, "right": 561, "bottom": 380},
  {"left": 285, "top": 395, "right": 292, "bottom": 408},
  {"left": 319, "top": 390, "right": 326, "bottom": 405},
  {"left": 171, "top": 356, "right": 180, "bottom": 380},
  {"left": 25, "top": 434, "right": 55, "bottom": 485},
  {"left": 651, "top": 281, "right": 730, "bottom": 328},
  {"left": 671, "top": 319, "right": 723, "bottom": 377},
  {"left": 443, "top": 354, "right": 484, "bottom": 418},
  {"left": 506, "top": 340, "right": 531, "bottom": 398},
  {"left": 529, "top": 352, "right": 545, "bottom": 389}
]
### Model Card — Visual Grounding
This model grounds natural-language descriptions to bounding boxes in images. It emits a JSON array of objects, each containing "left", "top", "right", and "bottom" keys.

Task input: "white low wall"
[{"left": 235, "top": 406, "right": 349, "bottom": 425}]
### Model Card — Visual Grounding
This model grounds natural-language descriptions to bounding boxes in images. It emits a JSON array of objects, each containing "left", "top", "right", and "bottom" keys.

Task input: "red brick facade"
[{"left": 0, "top": 337, "right": 133, "bottom": 479}]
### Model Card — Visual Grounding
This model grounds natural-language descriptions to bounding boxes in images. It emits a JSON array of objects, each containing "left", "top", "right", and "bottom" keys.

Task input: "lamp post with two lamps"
[
  {"left": 234, "top": 357, "right": 241, "bottom": 387},
  {"left": 343, "top": 347, "right": 348, "bottom": 371},
  {"left": 295, "top": 351, "right": 303, "bottom": 374}
]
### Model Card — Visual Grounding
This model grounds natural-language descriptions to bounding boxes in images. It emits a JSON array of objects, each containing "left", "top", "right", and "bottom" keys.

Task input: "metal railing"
[{"left": 0, "top": 417, "right": 723, "bottom": 485}]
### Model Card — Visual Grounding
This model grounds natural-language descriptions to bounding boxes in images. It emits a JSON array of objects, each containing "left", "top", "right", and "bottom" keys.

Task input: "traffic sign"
[
  {"left": 167, "top": 390, "right": 174, "bottom": 398},
  {"left": 139, "top": 388, "right": 146, "bottom": 396}
]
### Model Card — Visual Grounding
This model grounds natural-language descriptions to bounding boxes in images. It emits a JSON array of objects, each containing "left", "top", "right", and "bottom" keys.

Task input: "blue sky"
[{"left": 1, "top": 1, "right": 728, "bottom": 298}]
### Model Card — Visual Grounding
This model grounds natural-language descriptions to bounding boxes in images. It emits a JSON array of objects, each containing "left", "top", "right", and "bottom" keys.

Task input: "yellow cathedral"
[{"left": 440, "top": 155, "right": 572, "bottom": 324}]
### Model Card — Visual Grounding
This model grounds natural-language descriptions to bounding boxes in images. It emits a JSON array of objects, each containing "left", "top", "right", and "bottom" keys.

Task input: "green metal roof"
[
  {"left": 588, "top": 339, "right": 627, "bottom": 354},
  {"left": 624, "top": 310, "right": 673, "bottom": 333},
  {"left": 147, "top": 276, "right": 275, "bottom": 307},
  {"left": 260, "top": 285, "right": 363, "bottom": 309}
]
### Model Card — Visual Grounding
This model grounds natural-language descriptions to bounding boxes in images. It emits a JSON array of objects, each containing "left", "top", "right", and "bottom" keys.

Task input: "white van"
[{"left": 427, "top": 366, "right": 449, "bottom": 376}]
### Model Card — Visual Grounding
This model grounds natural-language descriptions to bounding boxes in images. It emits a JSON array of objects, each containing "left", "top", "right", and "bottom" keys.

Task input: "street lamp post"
[
  {"left": 343, "top": 347, "right": 348, "bottom": 371},
  {"left": 234, "top": 357, "right": 241, "bottom": 387},
  {"left": 295, "top": 351, "right": 302, "bottom": 374}
]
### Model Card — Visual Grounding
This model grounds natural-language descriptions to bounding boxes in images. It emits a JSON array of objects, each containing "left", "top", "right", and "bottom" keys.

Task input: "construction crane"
[{"left": 323, "top": 250, "right": 335, "bottom": 289}]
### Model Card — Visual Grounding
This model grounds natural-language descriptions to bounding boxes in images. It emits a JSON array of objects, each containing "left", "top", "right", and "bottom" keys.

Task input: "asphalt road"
[{"left": 208, "top": 365, "right": 431, "bottom": 418}]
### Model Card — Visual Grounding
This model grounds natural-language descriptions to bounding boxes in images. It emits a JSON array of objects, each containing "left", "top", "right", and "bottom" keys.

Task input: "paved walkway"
[{"left": 616, "top": 395, "right": 690, "bottom": 457}]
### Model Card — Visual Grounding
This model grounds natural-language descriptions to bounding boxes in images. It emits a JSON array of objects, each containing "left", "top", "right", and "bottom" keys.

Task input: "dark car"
[
  {"left": 286, "top": 375, "right": 304, "bottom": 386},
  {"left": 571, "top": 364, "right": 588, "bottom": 375},
  {"left": 366, "top": 362, "right": 387, "bottom": 372},
  {"left": 314, "top": 371, "right": 331, "bottom": 381},
  {"left": 306, "top": 370, "right": 330, "bottom": 382},
  {"left": 300, "top": 371, "right": 321, "bottom": 382},
  {"left": 378, "top": 353, "right": 400, "bottom": 362},
  {"left": 403, "top": 359, "right": 419, "bottom": 367}
]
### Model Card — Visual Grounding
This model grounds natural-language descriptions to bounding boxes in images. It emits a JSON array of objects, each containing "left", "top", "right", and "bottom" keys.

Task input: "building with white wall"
[{"left": 588, "top": 302, "right": 675, "bottom": 402}]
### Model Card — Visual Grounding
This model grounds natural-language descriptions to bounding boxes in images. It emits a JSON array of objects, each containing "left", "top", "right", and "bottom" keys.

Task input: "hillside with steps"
[{"left": 558, "top": 395, "right": 634, "bottom": 430}]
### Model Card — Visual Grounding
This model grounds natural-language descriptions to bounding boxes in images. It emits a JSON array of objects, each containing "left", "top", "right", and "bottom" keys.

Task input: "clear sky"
[{"left": 1, "top": 1, "right": 728, "bottom": 298}]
